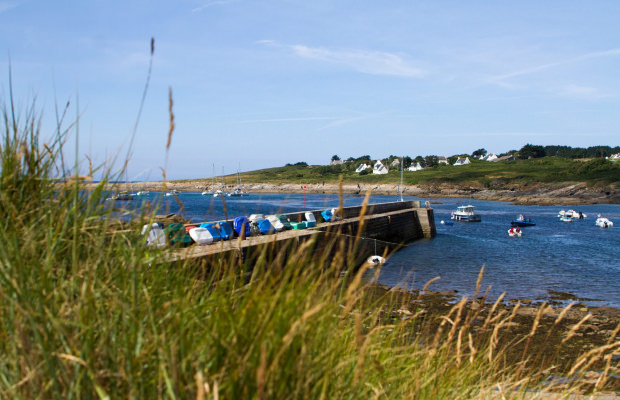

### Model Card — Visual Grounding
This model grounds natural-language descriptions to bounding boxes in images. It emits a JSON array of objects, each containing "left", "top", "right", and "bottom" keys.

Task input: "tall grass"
[{"left": 0, "top": 100, "right": 617, "bottom": 399}]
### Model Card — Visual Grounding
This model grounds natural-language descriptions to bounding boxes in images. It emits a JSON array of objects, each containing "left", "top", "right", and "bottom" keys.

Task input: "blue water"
[{"left": 119, "top": 193, "right": 620, "bottom": 307}]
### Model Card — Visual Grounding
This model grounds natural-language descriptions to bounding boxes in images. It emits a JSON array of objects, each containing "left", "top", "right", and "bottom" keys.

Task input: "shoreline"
[{"left": 108, "top": 180, "right": 619, "bottom": 206}]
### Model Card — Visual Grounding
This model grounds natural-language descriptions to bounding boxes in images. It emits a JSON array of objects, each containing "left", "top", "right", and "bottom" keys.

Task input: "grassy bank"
[
  {"left": 236, "top": 157, "right": 620, "bottom": 188},
  {"left": 1, "top": 104, "right": 618, "bottom": 398}
]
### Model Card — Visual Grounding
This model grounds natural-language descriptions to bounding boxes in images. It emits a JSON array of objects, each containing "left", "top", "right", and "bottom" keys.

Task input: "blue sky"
[{"left": 1, "top": 1, "right": 619, "bottom": 180}]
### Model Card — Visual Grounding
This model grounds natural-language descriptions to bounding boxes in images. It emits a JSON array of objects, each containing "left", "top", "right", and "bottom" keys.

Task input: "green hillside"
[{"left": 239, "top": 158, "right": 620, "bottom": 187}]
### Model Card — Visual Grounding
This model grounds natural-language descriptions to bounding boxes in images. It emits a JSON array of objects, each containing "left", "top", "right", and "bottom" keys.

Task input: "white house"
[
  {"left": 609, "top": 153, "right": 620, "bottom": 161},
  {"left": 330, "top": 159, "right": 343, "bottom": 166},
  {"left": 494, "top": 154, "right": 516, "bottom": 162},
  {"left": 390, "top": 158, "right": 401, "bottom": 167},
  {"left": 355, "top": 164, "right": 370, "bottom": 173},
  {"left": 438, "top": 156, "right": 449, "bottom": 165},
  {"left": 407, "top": 162, "right": 424, "bottom": 171},
  {"left": 482, "top": 153, "right": 498, "bottom": 162},
  {"left": 454, "top": 157, "right": 471, "bottom": 166},
  {"left": 372, "top": 160, "right": 389, "bottom": 174}
]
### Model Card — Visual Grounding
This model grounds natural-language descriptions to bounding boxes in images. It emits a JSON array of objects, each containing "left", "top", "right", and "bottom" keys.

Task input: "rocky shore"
[{"left": 114, "top": 180, "right": 619, "bottom": 206}]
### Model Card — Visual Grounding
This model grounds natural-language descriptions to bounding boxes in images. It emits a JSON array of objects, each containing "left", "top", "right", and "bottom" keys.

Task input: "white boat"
[
  {"left": 451, "top": 205, "right": 481, "bottom": 222},
  {"left": 141, "top": 223, "right": 166, "bottom": 248},
  {"left": 560, "top": 215, "right": 573, "bottom": 222},
  {"left": 213, "top": 190, "right": 226, "bottom": 197},
  {"left": 227, "top": 166, "right": 250, "bottom": 197},
  {"left": 201, "top": 191, "right": 214, "bottom": 196},
  {"left": 165, "top": 189, "right": 179, "bottom": 197},
  {"left": 595, "top": 216, "right": 613, "bottom": 228},
  {"left": 188, "top": 227, "right": 214, "bottom": 245},
  {"left": 558, "top": 209, "right": 586, "bottom": 219},
  {"left": 202, "top": 164, "right": 217, "bottom": 196},
  {"left": 366, "top": 255, "right": 386, "bottom": 265},
  {"left": 107, "top": 191, "right": 135, "bottom": 201},
  {"left": 507, "top": 227, "right": 523, "bottom": 237}
]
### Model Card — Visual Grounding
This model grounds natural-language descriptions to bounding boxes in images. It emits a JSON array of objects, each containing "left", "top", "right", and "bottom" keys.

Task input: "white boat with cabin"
[{"left": 451, "top": 205, "right": 482, "bottom": 222}]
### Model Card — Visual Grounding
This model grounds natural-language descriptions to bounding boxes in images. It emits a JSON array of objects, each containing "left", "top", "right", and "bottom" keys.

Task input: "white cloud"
[
  {"left": 256, "top": 41, "right": 426, "bottom": 78},
  {"left": 192, "top": 0, "right": 238, "bottom": 13},
  {"left": 290, "top": 45, "right": 426, "bottom": 78}
]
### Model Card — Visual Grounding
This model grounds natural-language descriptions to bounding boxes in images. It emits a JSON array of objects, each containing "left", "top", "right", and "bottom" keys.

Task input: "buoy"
[{"left": 367, "top": 255, "right": 386, "bottom": 265}]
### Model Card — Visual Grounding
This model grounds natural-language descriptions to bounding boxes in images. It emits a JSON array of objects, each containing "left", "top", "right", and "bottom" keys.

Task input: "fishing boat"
[
  {"left": 595, "top": 216, "right": 613, "bottom": 228},
  {"left": 560, "top": 215, "right": 573, "bottom": 223},
  {"left": 450, "top": 205, "right": 481, "bottom": 222},
  {"left": 511, "top": 214, "right": 536, "bottom": 227},
  {"left": 558, "top": 210, "right": 587, "bottom": 219}
]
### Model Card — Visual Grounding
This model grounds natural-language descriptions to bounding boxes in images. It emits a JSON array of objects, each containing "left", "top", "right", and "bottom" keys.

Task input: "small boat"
[
  {"left": 257, "top": 219, "right": 275, "bottom": 234},
  {"left": 508, "top": 227, "right": 523, "bottom": 237},
  {"left": 595, "top": 216, "right": 613, "bottom": 228},
  {"left": 201, "top": 190, "right": 214, "bottom": 196},
  {"left": 367, "top": 255, "right": 386, "bottom": 265},
  {"left": 165, "top": 189, "right": 180, "bottom": 197},
  {"left": 212, "top": 190, "right": 227, "bottom": 197},
  {"left": 451, "top": 205, "right": 481, "bottom": 222},
  {"left": 305, "top": 212, "right": 317, "bottom": 227},
  {"left": 107, "top": 191, "right": 135, "bottom": 201},
  {"left": 440, "top": 220, "right": 454, "bottom": 226},
  {"left": 199, "top": 222, "right": 222, "bottom": 241},
  {"left": 136, "top": 191, "right": 149, "bottom": 196},
  {"left": 558, "top": 209, "right": 586, "bottom": 219},
  {"left": 188, "top": 227, "right": 214, "bottom": 245},
  {"left": 267, "top": 215, "right": 285, "bottom": 231},
  {"left": 560, "top": 216, "right": 573, "bottom": 223},
  {"left": 233, "top": 216, "right": 251, "bottom": 237},
  {"left": 511, "top": 214, "right": 536, "bottom": 227},
  {"left": 227, "top": 188, "right": 249, "bottom": 197},
  {"left": 141, "top": 223, "right": 166, "bottom": 248}
]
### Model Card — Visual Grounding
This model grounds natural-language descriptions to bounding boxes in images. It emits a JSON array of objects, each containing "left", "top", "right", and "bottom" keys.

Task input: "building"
[
  {"left": 494, "top": 154, "right": 516, "bottom": 162},
  {"left": 390, "top": 158, "right": 401, "bottom": 167},
  {"left": 481, "top": 153, "right": 498, "bottom": 162},
  {"left": 438, "top": 156, "right": 449, "bottom": 165},
  {"left": 355, "top": 164, "right": 370, "bottom": 173},
  {"left": 330, "top": 159, "right": 344, "bottom": 166},
  {"left": 372, "top": 160, "right": 389, "bottom": 174},
  {"left": 609, "top": 153, "right": 620, "bottom": 161},
  {"left": 407, "top": 162, "right": 424, "bottom": 171},
  {"left": 454, "top": 157, "right": 471, "bottom": 166}
]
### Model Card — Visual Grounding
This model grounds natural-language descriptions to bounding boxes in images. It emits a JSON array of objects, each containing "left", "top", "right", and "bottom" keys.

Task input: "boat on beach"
[
  {"left": 451, "top": 205, "right": 481, "bottom": 222},
  {"left": 511, "top": 214, "right": 535, "bottom": 227}
]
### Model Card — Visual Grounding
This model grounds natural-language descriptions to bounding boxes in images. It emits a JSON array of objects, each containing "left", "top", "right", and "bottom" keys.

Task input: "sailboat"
[
  {"left": 202, "top": 164, "right": 216, "bottom": 196},
  {"left": 213, "top": 167, "right": 227, "bottom": 197},
  {"left": 227, "top": 163, "right": 250, "bottom": 197}
]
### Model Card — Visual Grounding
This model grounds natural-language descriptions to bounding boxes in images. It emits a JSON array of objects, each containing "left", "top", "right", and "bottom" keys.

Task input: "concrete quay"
[{"left": 169, "top": 200, "right": 436, "bottom": 264}]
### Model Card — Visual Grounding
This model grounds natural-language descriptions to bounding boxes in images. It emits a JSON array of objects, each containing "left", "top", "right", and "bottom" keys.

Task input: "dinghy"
[
  {"left": 141, "top": 223, "right": 166, "bottom": 248},
  {"left": 305, "top": 212, "right": 317, "bottom": 227},
  {"left": 258, "top": 219, "right": 275, "bottom": 235},
  {"left": 277, "top": 214, "right": 292, "bottom": 230},
  {"left": 217, "top": 221, "right": 234, "bottom": 240},
  {"left": 508, "top": 227, "right": 523, "bottom": 237},
  {"left": 164, "top": 223, "right": 193, "bottom": 246},
  {"left": 199, "top": 223, "right": 221, "bottom": 241},
  {"left": 290, "top": 221, "right": 307, "bottom": 230},
  {"left": 267, "top": 215, "right": 285, "bottom": 231},
  {"left": 233, "top": 216, "right": 251, "bottom": 237},
  {"left": 321, "top": 209, "right": 333, "bottom": 222},
  {"left": 188, "top": 227, "right": 214, "bottom": 245}
]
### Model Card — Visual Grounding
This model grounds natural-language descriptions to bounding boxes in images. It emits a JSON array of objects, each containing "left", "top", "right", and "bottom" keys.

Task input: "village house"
[
  {"left": 355, "top": 164, "right": 370, "bottom": 173},
  {"left": 482, "top": 153, "right": 498, "bottom": 161},
  {"left": 390, "top": 158, "right": 401, "bottom": 168},
  {"left": 407, "top": 162, "right": 424, "bottom": 171},
  {"left": 454, "top": 157, "right": 471, "bottom": 166},
  {"left": 494, "top": 154, "right": 516, "bottom": 162},
  {"left": 437, "top": 156, "right": 449, "bottom": 165},
  {"left": 372, "top": 160, "right": 389, "bottom": 174}
]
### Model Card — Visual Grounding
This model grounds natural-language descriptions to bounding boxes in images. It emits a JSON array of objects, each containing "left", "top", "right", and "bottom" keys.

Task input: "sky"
[{"left": 1, "top": 0, "right": 619, "bottom": 180}]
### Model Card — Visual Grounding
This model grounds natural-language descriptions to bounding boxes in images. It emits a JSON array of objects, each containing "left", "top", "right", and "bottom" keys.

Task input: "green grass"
[
  {"left": 238, "top": 158, "right": 620, "bottom": 187},
  {"left": 1, "top": 101, "right": 618, "bottom": 398}
]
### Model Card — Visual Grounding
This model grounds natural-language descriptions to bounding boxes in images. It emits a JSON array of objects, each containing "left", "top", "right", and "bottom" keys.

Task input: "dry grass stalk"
[{"left": 561, "top": 313, "right": 592, "bottom": 345}]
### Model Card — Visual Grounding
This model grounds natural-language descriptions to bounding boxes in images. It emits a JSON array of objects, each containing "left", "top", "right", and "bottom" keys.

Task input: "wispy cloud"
[
  {"left": 234, "top": 116, "right": 337, "bottom": 124},
  {"left": 488, "top": 48, "right": 620, "bottom": 86},
  {"left": 559, "top": 84, "right": 606, "bottom": 100},
  {"left": 192, "top": 0, "right": 237, "bottom": 13},
  {"left": 260, "top": 41, "right": 425, "bottom": 78},
  {"left": 0, "top": 1, "right": 20, "bottom": 13}
]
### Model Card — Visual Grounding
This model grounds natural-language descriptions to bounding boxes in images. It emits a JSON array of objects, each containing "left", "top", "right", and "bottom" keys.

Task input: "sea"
[{"left": 117, "top": 192, "right": 620, "bottom": 308}]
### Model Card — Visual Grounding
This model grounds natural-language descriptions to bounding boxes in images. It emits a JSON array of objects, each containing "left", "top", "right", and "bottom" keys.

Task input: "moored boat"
[
  {"left": 595, "top": 216, "right": 613, "bottom": 228},
  {"left": 451, "top": 205, "right": 481, "bottom": 222},
  {"left": 508, "top": 227, "right": 522, "bottom": 237},
  {"left": 107, "top": 191, "right": 135, "bottom": 201},
  {"left": 511, "top": 214, "right": 536, "bottom": 227},
  {"left": 165, "top": 189, "right": 180, "bottom": 197}
]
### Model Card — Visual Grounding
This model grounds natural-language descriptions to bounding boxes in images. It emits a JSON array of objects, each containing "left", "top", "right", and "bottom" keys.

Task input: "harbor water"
[{"left": 121, "top": 192, "right": 620, "bottom": 307}]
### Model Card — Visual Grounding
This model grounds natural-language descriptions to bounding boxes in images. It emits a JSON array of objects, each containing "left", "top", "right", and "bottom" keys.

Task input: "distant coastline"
[{"left": 104, "top": 180, "right": 619, "bottom": 206}]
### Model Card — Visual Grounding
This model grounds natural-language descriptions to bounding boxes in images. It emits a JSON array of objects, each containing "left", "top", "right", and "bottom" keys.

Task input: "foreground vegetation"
[
  {"left": 1, "top": 103, "right": 618, "bottom": 398},
  {"left": 239, "top": 157, "right": 620, "bottom": 187}
]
